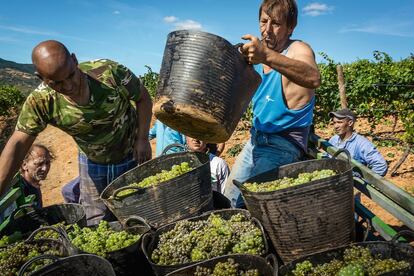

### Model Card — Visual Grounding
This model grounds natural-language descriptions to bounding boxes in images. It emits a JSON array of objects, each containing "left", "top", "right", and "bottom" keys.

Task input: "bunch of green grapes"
[
  {"left": 116, "top": 162, "right": 192, "bottom": 197},
  {"left": 0, "top": 241, "right": 62, "bottom": 275},
  {"left": 194, "top": 258, "right": 259, "bottom": 276},
  {"left": 289, "top": 246, "right": 410, "bottom": 276},
  {"left": 0, "top": 232, "right": 23, "bottom": 247},
  {"left": 33, "top": 222, "right": 67, "bottom": 240},
  {"left": 244, "top": 169, "right": 336, "bottom": 192},
  {"left": 66, "top": 220, "right": 140, "bottom": 257},
  {"left": 151, "top": 213, "right": 265, "bottom": 265}
]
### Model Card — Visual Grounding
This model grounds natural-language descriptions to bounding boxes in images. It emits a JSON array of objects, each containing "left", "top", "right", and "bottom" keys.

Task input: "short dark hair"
[
  {"left": 259, "top": 0, "right": 298, "bottom": 30},
  {"left": 24, "top": 144, "right": 54, "bottom": 161}
]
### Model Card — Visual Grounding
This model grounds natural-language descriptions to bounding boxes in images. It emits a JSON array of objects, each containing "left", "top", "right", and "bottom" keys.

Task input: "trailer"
[{"left": 308, "top": 133, "right": 414, "bottom": 241}]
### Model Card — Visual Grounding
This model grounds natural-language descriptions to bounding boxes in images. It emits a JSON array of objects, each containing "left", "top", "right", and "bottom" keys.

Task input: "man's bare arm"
[
  {"left": 133, "top": 82, "right": 153, "bottom": 164},
  {"left": 0, "top": 131, "right": 36, "bottom": 196},
  {"left": 241, "top": 34, "right": 320, "bottom": 89}
]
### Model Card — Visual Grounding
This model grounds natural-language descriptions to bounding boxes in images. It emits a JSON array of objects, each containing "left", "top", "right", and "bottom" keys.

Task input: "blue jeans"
[
  {"left": 78, "top": 152, "right": 137, "bottom": 225},
  {"left": 224, "top": 129, "right": 302, "bottom": 208},
  {"left": 62, "top": 176, "right": 80, "bottom": 204}
]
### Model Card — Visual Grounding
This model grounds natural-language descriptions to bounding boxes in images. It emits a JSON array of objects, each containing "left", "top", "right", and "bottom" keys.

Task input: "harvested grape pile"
[
  {"left": 244, "top": 169, "right": 336, "bottom": 192},
  {"left": 289, "top": 246, "right": 410, "bottom": 275},
  {"left": 151, "top": 213, "right": 265, "bottom": 265},
  {"left": 115, "top": 162, "right": 192, "bottom": 197},
  {"left": 33, "top": 222, "right": 67, "bottom": 240},
  {"left": 66, "top": 220, "right": 140, "bottom": 257},
  {"left": 0, "top": 232, "right": 23, "bottom": 247},
  {"left": 194, "top": 258, "right": 259, "bottom": 276},
  {"left": 0, "top": 222, "right": 70, "bottom": 246},
  {"left": 0, "top": 241, "right": 62, "bottom": 275}
]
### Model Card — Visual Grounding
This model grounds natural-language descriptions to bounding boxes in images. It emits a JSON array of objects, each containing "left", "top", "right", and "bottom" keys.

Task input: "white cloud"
[
  {"left": 113, "top": 10, "right": 120, "bottom": 15},
  {"left": 0, "top": 36, "right": 19, "bottom": 42},
  {"left": 340, "top": 22, "right": 414, "bottom": 38},
  {"left": 0, "top": 24, "right": 57, "bottom": 36},
  {"left": 163, "top": 16, "right": 178, "bottom": 23},
  {"left": 0, "top": 24, "right": 106, "bottom": 43},
  {"left": 303, "top": 3, "right": 334, "bottom": 17},
  {"left": 163, "top": 16, "right": 202, "bottom": 30},
  {"left": 174, "top": 19, "right": 202, "bottom": 30}
]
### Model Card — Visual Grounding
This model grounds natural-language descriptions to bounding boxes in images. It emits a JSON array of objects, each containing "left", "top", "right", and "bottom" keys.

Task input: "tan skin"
[
  {"left": 332, "top": 117, "right": 354, "bottom": 141},
  {"left": 21, "top": 146, "right": 51, "bottom": 189},
  {"left": 186, "top": 137, "right": 208, "bottom": 153},
  {"left": 240, "top": 9, "right": 320, "bottom": 110},
  {"left": 0, "top": 40, "right": 152, "bottom": 196}
]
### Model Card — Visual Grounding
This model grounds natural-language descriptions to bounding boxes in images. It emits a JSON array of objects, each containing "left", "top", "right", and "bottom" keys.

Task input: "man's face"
[
  {"left": 259, "top": 10, "right": 294, "bottom": 52},
  {"left": 186, "top": 138, "right": 207, "bottom": 153},
  {"left": 333, "top": 117, "right": 353, "bottom": 137},
  {"left": 22, "top": 147, "right": 51, "bottom": 184},
  {"left": 36, "top": 54, "right": 81, "bottom": 97}
]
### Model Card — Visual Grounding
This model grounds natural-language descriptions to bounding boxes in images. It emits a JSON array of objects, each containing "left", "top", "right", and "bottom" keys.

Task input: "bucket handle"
[
  {"left": 112, "top": 186, "right": 146, "bottom": 199},
  {"left": 265, "top": 254, "right": 279, "bottom": 276},
  {"left": 391, "top": 230, "right": 414, "bottom": 243},
  {"left": 123, "top": 215, "right": 152, "bottom": 232},
  {"left": 141, "top": 232, "right": 156, "bottom": 263},
  {"left": 26, "top": 225, "right": 66, "bottom": 242},
  {"left": 161, "top": 143, "right": 188, "bottom": 155},
  {"left": 331, "top": 148, "right": 352, "bottom": 165},
  {"left": 18, "top": 254, "right": 60, "bottom": 276},
  {"left": 234, "top": 43, "right": 257, "bottom": 67},
  {"left": 251, "top": 217, "right": 269, "bottom": 254},
  {"left": 8, "top": 203, "right": 36, "bottom": 223}
]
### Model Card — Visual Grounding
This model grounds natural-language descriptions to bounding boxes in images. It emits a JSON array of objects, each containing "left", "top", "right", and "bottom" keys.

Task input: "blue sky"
[{"left": 1, "top": 0, "right": 413, "bottom": 76}]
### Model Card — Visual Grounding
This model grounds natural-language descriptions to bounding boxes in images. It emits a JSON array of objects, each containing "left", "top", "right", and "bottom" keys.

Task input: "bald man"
[{"left": 0, "top": 40, "right": 152, "bottom": 225}]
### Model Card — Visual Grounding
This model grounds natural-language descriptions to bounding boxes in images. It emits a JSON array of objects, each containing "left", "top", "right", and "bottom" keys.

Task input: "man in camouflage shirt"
[{"left": 0, "top": 40, "right": 152, "bottom": 224}]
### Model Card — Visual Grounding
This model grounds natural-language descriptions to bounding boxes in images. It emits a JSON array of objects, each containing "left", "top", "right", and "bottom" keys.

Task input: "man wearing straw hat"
[
  {"left": 224, "top": 0, "right": 321, "bottom": 207},
  {"left": 0, "top": 40, "right": 153, "bottom": 225}
]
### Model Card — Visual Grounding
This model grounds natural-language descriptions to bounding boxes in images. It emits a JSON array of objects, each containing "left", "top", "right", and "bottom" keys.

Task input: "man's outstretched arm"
[{"left": 0, "top": 130, "right": 36, "bottom": 196}]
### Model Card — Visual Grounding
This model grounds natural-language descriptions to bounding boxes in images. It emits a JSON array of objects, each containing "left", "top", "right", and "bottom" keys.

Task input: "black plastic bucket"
[
  {"left": 1, "top": 227, "right": 71, "bottom": 274},
  {"left": 66, "top": 219, "right": 152, "bottom": 276},
  {"left": 141, "top": 209, "right": 269, "bottom": 276},
  {"left": 235, "top": 152, "right": 355, "bottom": 263},
  {"left": 166, "top": 254, "right": 278, "bottom": 276},
  {"left": 101, "top": 151, "right": 213, "bottom": 228},
  {"left": 279, "top": 231, "right": 414, "bottom": 275},
  {"left": 0, "top": 203, "right": 86, "bottom": 238},
  {"left": 19, "top": 254, "right": 116, "bottom": 276},
  {"left": 153, "top": 30, "right": 262, "bottom": 143}
]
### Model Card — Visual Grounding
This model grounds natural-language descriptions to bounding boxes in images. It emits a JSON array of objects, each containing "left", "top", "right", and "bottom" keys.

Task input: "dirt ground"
[{"left": 2, "top": 115, "right": 413, "bottom": 230}]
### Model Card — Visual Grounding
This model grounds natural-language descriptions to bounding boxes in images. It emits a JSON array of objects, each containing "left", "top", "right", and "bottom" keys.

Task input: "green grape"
[
  {"left": 0, "top": 232, "right": 23, "bottom": 247},
  {"left": 33, "top": 222, "right": 67, "bottom": 240},
  {"left": 67, "top": 220, "right": 140, "bottom": 258},
  {"left": 194, "top": 258, "right": 260, "bottom": 276},
  {"left": 151, "top": 213, "right": 265, "bottom": 265},
  {"left": 338, "top": 264, "right": 365, "bottom": 276},
  {"left": 0, "top": 241, "right": 63, "bottom": 275},
  {"left": 289, "top": 246, "right": 410, "bottom": 276},
  {"left": 244, "top": 169, "right": 337, "bottom": 192},
  {"left": 115, "top": 162, "right": 193, "bottom": 197}
]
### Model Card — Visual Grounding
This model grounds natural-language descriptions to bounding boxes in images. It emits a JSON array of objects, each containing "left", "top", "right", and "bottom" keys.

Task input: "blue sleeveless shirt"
[{"left": 252, "top": 63, "right": 315, "bottom": 151}]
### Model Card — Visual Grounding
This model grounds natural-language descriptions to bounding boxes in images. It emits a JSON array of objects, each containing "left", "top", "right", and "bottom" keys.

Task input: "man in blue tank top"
[{"left": 224, "top": 0, "right": 321, "bottom": 207}]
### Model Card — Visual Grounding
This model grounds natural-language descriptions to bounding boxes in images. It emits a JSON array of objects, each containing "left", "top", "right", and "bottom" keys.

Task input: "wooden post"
[{"left": 337, "top": 64, "right": 348, "bottom": 109}]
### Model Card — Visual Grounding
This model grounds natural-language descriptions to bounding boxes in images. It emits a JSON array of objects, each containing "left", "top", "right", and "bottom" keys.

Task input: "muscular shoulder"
[{"left": 286, "top": 40, "right": 316, "bottom": 59}]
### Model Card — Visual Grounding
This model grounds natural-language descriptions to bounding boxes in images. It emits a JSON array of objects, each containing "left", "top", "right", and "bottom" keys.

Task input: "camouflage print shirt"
[{"left": 16, "top": 59, "right": 141, "bottom": 164}]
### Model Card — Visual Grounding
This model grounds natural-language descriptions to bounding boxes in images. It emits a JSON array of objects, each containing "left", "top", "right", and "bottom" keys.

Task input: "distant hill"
[{"left": 0, "top": 58, "right": 40, "bottom": 94}]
